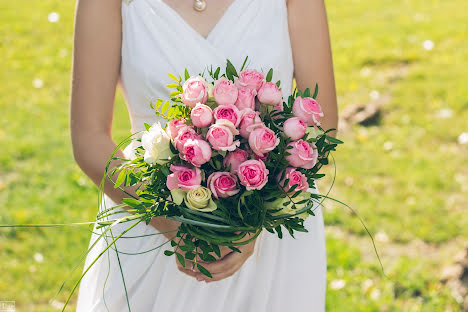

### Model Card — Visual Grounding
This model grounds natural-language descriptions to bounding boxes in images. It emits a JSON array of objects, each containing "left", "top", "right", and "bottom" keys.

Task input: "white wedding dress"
[{"left": 76, "top": 0, "right": 327, "bottom": 311}]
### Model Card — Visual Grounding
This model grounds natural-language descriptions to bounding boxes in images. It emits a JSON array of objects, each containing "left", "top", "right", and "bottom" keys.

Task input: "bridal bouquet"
[{"left": 99, "top": 57, "right": 342, "bottom": 277}]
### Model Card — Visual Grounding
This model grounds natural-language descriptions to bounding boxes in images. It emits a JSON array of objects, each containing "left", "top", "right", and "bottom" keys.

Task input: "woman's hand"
[
  {"left": 194, "top": 233, "right": 258, "bottom": 283},
  {"left": 175, "top": 244, "right": 233, "bottom": 280}
]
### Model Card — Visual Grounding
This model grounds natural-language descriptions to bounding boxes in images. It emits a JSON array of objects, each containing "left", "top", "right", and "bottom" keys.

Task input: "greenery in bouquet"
[{"left": 100, "top": 56, "right": 344, "bottom": 278}]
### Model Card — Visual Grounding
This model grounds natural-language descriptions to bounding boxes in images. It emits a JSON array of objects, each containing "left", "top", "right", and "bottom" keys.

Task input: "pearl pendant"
[{"left": 194, "top": 0, "right": 207, "bottom": 12}]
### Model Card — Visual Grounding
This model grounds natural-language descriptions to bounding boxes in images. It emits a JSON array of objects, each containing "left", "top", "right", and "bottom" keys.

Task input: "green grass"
[{"left": 0, "top": 0, "right": 467, "bottom": 311}]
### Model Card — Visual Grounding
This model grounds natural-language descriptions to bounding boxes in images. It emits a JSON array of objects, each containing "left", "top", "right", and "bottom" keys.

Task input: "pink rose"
[
  {"left": 207, "top": 172, "right": 240, "bottom": 199},
  {"left": 223, "top": 148, "right": 249, "bottom": 173},
  {"left": 285, "top": 140, "right": 318, "bottom": 169},
  {"left": 292, "top": 96, "right": 324, "bottom": 126},
  {"left": 213, "top": 104, "right": 241, "bottom": 127},
  {"left": 181, "top": 76, "right": 209, "bottom": 108},
  {"left": 277, "top": 167, "right": 309, "bottom": 194},
  {"left": 191, "top": 103, "right": 213, "bottom": 128},
  {"left": 182, "top": 139, "right": 212, "bottom": 167},
  {"left": 166, "top": 118, "right": 187, "bottom": 140},
  {"left": 283, "top": 117, "right": 307, "bottom": 140},
  {"left": 234, "top": 88, "right": 256, "bottom": 111},
  {"left": 206, "top": 121, "right": 240, "bottom": 152},
  {"left": 257, "top": 82, "right": 282, "bottom": 106},
  {"left": 237, "top": 159, "right": 269, "bottom": 191},
  {"left": 213, "top": 77, "right": 238, "bottom": 106},
  {"left": 234, "top": 69, "right": 265, "bottom": 91},
  {"left": 166, "top": 165, "right": 202, "bottom": 191},
  {"left": 174, "top": 126, "right": 201, "bottom": 153},
  {"left": 239, "top": 109, "right": 263, "bottom": 139},
  {"left": 248, "top": 126, "right": 280, "bottom": 156}
]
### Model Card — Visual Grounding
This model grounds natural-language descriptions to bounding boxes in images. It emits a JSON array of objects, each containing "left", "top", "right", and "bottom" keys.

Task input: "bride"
[{"left": 70, "top": 0, "right": 338, "bottom": 311}]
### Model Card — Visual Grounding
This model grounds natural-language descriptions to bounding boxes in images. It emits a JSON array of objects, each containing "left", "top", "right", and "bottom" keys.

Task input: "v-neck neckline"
[{"left": 157, "top": 0, "right": 239, "bottom": 41}]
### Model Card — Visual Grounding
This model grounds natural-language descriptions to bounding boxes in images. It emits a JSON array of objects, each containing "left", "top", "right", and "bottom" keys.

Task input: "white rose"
[
  {"left": 184, "top": 187, "right": 217, "bottom": 212},
  {"left": 141, "top": 122, "right": 174, "bottom": 165}
]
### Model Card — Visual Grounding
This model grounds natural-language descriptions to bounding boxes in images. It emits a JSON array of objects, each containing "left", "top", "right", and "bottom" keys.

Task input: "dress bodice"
[{"left": 120, "top": 0, "right": 294, "bottom": 132}]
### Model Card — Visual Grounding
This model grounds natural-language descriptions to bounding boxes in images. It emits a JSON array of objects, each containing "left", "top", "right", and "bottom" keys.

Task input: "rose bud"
[
  {"left": 283, "top": 117, "right": 307, "bottom": 140},
  {"left": 191, "top": 103, "right": 213, "bottom": 128},
  {"left": 181, "top": 76, "right": 209, "bottom": 108},
  {"left": 277, "top": 167, "right": 309, "bottom": 194},
  {"left": 292, "top": 96, "right": 324, "bottom": 126},
  {"left": 166, "top": 118, "right": 187, "bottom": 140},
  {"left": 234, "top": 88, "right": 256, "bottom": 111},
  {"left": 257, "top": 82, "right": 282, "bottom": 106},
  {"left": 285, "top": 140, "right": 318, "bottom": 169},
  {"left": 223, "top": 148, "right": 249, "bottom": 173},
  {"left": 213, "top": 104, "right": 241, "bottom": 127},
  {"left": 206, "top": 122, "right": 240, "bottom": 152},
  {"left": 213, "top": 77, "right": 238, "bottom": 106},
  {"left": 239, "top": 109, "right": 263, "bottom": 139},
  {"left": 174, "top": 126, "right": 201, "bottom": 153},
  {"left": 234, "top": 69, "right": 265, "bottom": 91},
  {"left": 166, "top": 165, "right": 202, "bottom": 191},
  {"left": 182, "top": 139, "right": 212, "bottom": 167},
  {"left": 248, "top": 126, "right": 280, "bottom": 156},
  {"left": 237, "top": 159, "right": 269, "bottom": 191},
  {"left": 207, "top": 172, "right": 240, "bottom": 199}
]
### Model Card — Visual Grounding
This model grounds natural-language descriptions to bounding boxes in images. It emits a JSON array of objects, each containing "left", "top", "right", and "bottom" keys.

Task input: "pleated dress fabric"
[{"left": 76, "top": 0, "right": 326, "bottom": 311}]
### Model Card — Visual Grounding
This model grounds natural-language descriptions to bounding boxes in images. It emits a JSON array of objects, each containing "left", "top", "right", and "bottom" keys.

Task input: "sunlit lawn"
[{"left": 0, "top": 0, "right": 467, "bottom": 311}]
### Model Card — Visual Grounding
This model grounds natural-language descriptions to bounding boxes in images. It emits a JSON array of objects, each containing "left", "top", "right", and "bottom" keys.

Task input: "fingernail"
[{"left": 196, "top": 276, "right": 204, "bottom": 282}]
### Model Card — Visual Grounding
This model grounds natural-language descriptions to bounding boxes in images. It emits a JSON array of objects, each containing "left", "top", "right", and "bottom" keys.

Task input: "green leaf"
[
  {"left": 212, "top": 244, "right": 221, "bottom": 258},
  {"left": 161, "top": 100, "right": 170, "bottom": 113},
  {"left": 303, "top": 88, "right": 311, "bottom": 98},
  {"left": 185, "top": 251, "right": 195, "bottom": 260},
  {"left": 275, "top": 225, "right": 283, "bottom": 239},
  {"left": 184, "top": 68, "right": 190, "bottom": 80},
  {"left": 325, "top": 135, "right": 344, "bottom": 144},
  {"left": 229, "top": 246, "right": 241, "bottom": 253},
  {"left": 226, "top": 59, "right": 238, "bottom": 78},
  {"left": 164, "top": 250, "right": 175, "bottom": 256},
  {"left": 197, "top": 263, "right": 213, "bottom": 278},
  {"left": 266, "top": 68, "right": 273, "bottom": 82},
  {"left": 200, "top": 253, "right": 216, "bottom": 262},
  {"left": 276, "top": 80, "right": 281, "bottom": 87},
  {"left": 168, "top": 72, "right": 179, "bottom": 82},
  {"left": 122, "top": 198, "right": 141, "bottom": 207},
  {"left": 240, "top": 55, "right": 249, "bottom": 71},
  {"left": 144, "top": 122, "right": 151, "bottom": 131},
  {"left": 180, "top": 244, "right": 194, "bottom": 252},
  {"left": 114, "top": 169, "right": 127, "bottom": 189},
  {"left": 166, "top": 83, "right": 179, "bottom": 89},
  {"left": 176, "top": 252, "right": 185, "bottom": 267},
  {"left": 214, "top": 67, "right": 220, "bottom": 80},
  {"left": 312, "top": 83, "right": 319, "bottom": 99}
]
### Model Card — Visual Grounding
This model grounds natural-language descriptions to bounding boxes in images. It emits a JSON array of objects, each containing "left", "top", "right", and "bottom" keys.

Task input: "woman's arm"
[
  {"left": 288, "top": 0, "right": 339, "bottom": 136},
  {"left": 70, "top": 0, "right": 179, "bottom": 238}
]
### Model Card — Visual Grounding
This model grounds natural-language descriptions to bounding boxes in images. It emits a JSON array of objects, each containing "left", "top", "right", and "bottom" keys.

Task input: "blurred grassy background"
[{"left": 0, "top": 0, "right": 467, "bottom": 311}]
